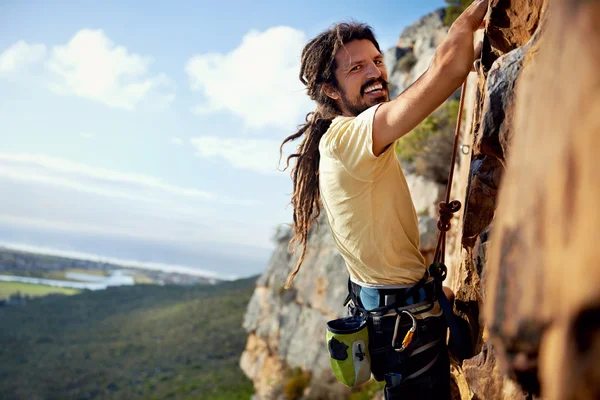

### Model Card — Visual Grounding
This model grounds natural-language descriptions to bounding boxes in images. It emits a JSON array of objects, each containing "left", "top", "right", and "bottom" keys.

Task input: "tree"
[
  {"left": 395, "top": 99, "right": 461, "bottom": 183},
  {"left": 444, "top": 0, "right": 474, "bottom": 26}
]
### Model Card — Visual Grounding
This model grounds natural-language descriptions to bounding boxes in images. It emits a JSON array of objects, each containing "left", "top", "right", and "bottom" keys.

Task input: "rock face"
[
  {"left": 239, "top": 214, "right": 353, "bottom": 400},
  {"left": 482, "top": 0, "right": 600, "bottom": 399},
  {"left": 483, "top": 0, "right": 544, "bottom": 68},
  {"left": 448, "top": 0, "right": 600, "bottom": 398},
  {"left": 448, "top": 1, "right": 547, "bottom": 398}
]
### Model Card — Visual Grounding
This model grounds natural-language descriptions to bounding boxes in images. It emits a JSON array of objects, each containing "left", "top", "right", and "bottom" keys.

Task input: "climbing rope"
[
  {"left": 432, "top": 80, "right": 468, "bottom": 268},
  {"left": 427, "top": 80, "right": 471, "bottom": 361}
]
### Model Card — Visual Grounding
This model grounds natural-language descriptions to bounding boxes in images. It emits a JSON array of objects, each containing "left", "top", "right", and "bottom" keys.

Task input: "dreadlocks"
[{"left": 279, "top": 22, "right": 382, "bottom": 289}]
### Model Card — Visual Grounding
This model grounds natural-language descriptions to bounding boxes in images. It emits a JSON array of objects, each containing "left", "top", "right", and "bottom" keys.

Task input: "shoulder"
[
  {"left": 320, "top": 105, "right": 381, "bottom": 153},
  {"left": 331, "top": 105, "right": 380, "bottom": 132}
]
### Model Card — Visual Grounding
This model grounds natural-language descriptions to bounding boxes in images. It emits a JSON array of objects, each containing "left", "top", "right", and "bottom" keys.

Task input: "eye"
[
  {"left": 374, "top": 59, "right": 383, "bottom": 65},
  {"left": 350, "top": 65, "right": 361, "bottom": 72}
]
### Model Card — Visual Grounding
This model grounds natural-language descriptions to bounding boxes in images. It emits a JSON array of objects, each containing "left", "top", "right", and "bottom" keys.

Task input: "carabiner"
[{"left": 392, "top": 310, "right": 417, "bottom": 352}]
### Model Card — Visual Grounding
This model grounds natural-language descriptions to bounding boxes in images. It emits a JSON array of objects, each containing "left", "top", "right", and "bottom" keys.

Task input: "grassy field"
[
  {"left": 0, "top": 277, "right": 257, "bottom": 399},
  {"left": 0, "top": 281, "right": 81, "bottom": 299},
  {"left": 63, "top": 268, "right": 109, "bottom": 276}
]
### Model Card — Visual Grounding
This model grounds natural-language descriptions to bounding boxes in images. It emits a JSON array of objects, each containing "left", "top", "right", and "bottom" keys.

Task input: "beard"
[{"left": 340, "top": 78, "right": 389, "bottom": 116}]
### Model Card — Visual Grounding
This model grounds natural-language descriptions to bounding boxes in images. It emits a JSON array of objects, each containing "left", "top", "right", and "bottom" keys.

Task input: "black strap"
[
  {"left": 345, "top": 269, "right": 432, "bottom": 317},
  {"left": 429, "top": 262, "right": 471, "bottom": 361}
]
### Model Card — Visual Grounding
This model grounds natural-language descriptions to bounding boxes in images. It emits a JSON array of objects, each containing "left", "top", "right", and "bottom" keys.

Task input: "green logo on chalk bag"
[{"left": 326, "top": 316, "right": 371, "bottom": 387}]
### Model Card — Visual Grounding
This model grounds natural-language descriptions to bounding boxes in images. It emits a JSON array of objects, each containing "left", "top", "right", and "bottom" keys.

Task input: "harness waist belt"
[{"left": 350, "top": 279, "right": 438, "bottom": 311}]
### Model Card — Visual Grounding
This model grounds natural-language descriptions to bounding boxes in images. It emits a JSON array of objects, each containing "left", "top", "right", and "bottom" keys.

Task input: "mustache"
[{"left": 361, "top": 78, "right": 388, "bottom": 95}]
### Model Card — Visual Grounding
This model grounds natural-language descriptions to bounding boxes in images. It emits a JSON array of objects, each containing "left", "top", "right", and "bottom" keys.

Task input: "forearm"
[
  {"left": 380, "top": 17, "right": 479, "bottom": 136},
  {"left": 385, "top": 62, "right": 464, "bottom": 134},
  {"left": 372, "top": 62, "right": 464, "bottom": 155},
  {"left": 371, "top": 0, "right": 486, "bottom": 156}
]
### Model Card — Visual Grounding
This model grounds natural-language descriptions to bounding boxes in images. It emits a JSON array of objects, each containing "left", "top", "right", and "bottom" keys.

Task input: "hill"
[{"left": 0, "top": 276, "right": 257, "bottom": 399}]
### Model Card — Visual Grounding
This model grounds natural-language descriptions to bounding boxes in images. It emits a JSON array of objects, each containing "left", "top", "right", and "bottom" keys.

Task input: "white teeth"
[{"left": 365, "top": 83, "right": 383, "bottom": 93}]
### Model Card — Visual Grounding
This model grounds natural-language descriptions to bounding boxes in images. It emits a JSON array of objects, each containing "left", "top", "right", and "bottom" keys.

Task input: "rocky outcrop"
[
  {"left": 446, "top": 1, "right": 547, "bottom": 398},
  {"left": 240, "top": 214, "right": 350, "bottom": 399},
  {"left": 384, "top": 9, "right": 449, "bottom": 99}
]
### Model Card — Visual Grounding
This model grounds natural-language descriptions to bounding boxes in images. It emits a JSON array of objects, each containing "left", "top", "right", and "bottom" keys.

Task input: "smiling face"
[{"left": 326, "top": 39, "right": 389, "bottom": 117}]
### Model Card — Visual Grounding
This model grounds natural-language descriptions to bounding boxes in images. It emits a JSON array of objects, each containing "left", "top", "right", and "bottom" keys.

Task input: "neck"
[{"left": 336, "top": 105, "right": 354, "bottom": 117}]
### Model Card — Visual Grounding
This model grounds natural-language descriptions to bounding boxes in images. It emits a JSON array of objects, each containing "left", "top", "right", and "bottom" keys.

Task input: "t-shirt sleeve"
[{"left": 321, "top": 104, "right": 396, "bottom": 181}]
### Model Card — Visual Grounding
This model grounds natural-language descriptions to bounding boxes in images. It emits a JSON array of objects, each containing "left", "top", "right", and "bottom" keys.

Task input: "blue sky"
[{"left": 0, "top": 0, "right": 446, "bottom": 278}]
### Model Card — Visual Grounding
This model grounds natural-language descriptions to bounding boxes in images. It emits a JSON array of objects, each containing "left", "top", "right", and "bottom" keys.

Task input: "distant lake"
[{"left": 0, "top": 271, "right": 135, "bottom": 290}]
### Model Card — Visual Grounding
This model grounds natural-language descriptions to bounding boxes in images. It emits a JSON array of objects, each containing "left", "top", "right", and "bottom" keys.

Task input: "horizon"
[
  {"left": 1, "top": 0, "right": 447, "bottom": 278},
  {"left": 0, "top": 242, "right": 239, "bottom": 281}
]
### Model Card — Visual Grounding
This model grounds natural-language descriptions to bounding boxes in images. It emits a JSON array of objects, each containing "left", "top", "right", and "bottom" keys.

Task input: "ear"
[{"left": 322, "top": 83, "right": 340, "bottom": 101}]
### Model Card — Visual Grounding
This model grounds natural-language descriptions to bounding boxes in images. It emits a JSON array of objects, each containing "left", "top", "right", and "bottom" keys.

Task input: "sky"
[{"left": 0, "top": 0, "right": 446, "bottom": 279}]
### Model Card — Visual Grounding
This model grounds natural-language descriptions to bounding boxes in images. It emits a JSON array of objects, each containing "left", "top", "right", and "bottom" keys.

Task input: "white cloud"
[
  {"left": 0, "top": 40, "right": 47, "bottom": 73},
  {"left": 46, "top": 29, "right": 174, "bottom": 110},
  {"left": 170, "top": 137, "right": 184, "bottom": 145},
  {"left": 190, "top": 136, "right": 289, "bottom": 174},
  {"left": 0, "top": 175, "right": 276, "bottom": 252},
  {"left": 185, "top": 26, "right": 314, "bottom": 130},
  {"left": 191, "top": 103, "right": 220, "bottom": 116},
  {"left": 80, "top": 132, "right": 95, "bottom": 139},
  {"left": 0, "top": 153, "right": 256, "bottom": 206}
]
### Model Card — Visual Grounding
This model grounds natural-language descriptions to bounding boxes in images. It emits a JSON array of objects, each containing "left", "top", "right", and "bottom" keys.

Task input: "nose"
[{"left": 365, "top": 60, "right": 382, "bottom": 80}]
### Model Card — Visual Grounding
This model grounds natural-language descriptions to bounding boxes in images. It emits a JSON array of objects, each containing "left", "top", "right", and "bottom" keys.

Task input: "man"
[{"left": 280, "top": 1, "right": 487, "bottom": 398}]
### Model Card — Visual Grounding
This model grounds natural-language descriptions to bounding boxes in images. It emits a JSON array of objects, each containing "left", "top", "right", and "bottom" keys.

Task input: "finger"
[{"left": 464, "top": 0, "right": 489, "bottom": 30}]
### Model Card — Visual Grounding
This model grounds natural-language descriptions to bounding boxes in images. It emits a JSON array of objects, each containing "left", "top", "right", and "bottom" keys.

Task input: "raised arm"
[{"left": 372, "top": 0, "right": 488, "bottom": 156}]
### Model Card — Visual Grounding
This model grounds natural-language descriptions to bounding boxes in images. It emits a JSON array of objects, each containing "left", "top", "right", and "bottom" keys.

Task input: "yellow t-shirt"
[{"left": 318, "top": 104, "right": 427, "bottom": 287}]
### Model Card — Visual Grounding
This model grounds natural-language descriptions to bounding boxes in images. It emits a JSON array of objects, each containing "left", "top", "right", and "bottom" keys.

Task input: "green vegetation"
[
  {"left": 350, "top": 379, "right": 386, "bottom": 400},
  {"left": 132, "top": 272, "right": 155, "bottom": 284},
  {"left": 418, "top": 207, "right": 430, "bottom": 217},
  {"left": 395, "top": 99, "right": 461, "bottom": 183},
  {"left": 0, "top": 277, "right": 258, "bottom": 399},
  {"left": 283, "top": 367, "right": 312, "bottom": 400},
  {"left": 396, "top": 52, "right": 418, "bottom": 73},
  {"left": 0, "top": 282, "right": 80, "bottom": 299},
  {"left": 444, "top": 0, "right": 474, "bottom": 26},
  {"left": 65, "top": 268, "right": 109, "bottom": 276}
]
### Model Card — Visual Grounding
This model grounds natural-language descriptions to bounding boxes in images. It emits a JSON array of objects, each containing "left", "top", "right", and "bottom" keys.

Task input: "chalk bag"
[{"left": 326, "top": 315, "right": 371, "bottom": 387}]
